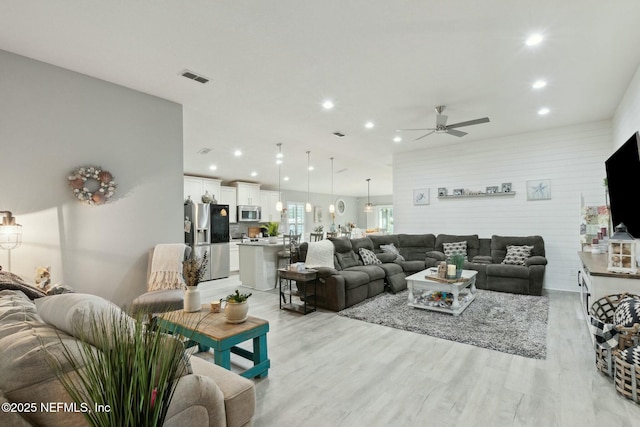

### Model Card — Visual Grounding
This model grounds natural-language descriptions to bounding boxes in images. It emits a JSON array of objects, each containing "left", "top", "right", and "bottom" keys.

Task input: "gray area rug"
[{"left": 338, "top": 289, "right": 549, "bottom": 359}]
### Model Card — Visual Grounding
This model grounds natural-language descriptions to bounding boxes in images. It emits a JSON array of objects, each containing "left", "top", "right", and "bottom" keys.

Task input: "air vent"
[
  {"left": 197, "top": 147, "right": 212, "bottom": 155},
  {"left": 181, "top": 70, "right": 210, "bottom": 84},
  {"left": 333, "top": 132, "right": 345, "bottom": 137}
]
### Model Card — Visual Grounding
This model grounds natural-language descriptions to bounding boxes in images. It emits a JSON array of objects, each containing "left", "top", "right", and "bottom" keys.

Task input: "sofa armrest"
[
  {"left": 165, "top": 373, "right": 226, "bottom": 427},
  {"left": 472, "top": 255, "right": 493, "bottom": 264},
  {"left": 425, "top": 251, "right": 446, "bottom": 261},
  {"left": 313, "top": 266, "right": 340, "bottom": 277},
  {"left": 525, "top": 256, "right": 547, "bottom": 267}
]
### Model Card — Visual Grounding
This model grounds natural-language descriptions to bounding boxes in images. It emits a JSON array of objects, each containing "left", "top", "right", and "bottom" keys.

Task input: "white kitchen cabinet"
[
  {"left": 183, "top": 176, "right": 222, "bottom": 203},
  {"left": 229, "top": 241, "right": 240, "bottom": 272},
  {"left": 219, "top": 186, "right": 237, "bottom": 223},
  {"left": 260, "top": 190, "right": 281, "bottom": 223},
  {"left": 232, "top": 182, "right": 261, "bottom": 206}
]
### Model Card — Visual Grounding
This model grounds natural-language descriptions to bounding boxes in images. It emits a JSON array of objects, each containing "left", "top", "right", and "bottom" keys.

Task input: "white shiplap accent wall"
[
  {"left": 393, "top": 120, "right": 613, "bottom": 292},
  {"left": 614, "top": 64, "right": 640, "bottom": 148}
]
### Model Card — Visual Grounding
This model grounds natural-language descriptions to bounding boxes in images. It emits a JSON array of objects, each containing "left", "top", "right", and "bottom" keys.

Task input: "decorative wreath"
[{"left": 68, "top": 166, "right": 117, "bottom": 205}]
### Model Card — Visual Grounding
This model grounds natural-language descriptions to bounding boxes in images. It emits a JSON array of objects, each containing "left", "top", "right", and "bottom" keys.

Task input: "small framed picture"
[
  {"left": 453, "top": 188, "right": 464, "bottom": 196},
  {"left": 501, "top": 182, "right": 512, "bottom": 193},
  {"left": 486, "top": 186, "right": 498, "bottom": 194},
  {"left": 438, "top": 187, "right": 447, "bottom": 197},
  {"left": 527, "top": 179, "right": 551, "bottom": 200},
  {"left": 413, "top": 188, "right": 430, "bottom": 205}
]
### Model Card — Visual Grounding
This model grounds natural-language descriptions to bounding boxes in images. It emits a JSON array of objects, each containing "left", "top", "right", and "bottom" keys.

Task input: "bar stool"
[
  {"left": 310, "top": 232, "right": 323, "bottom": 241},
  {"left": 275, "top": 234, "right": 301, "bottom": 287}
]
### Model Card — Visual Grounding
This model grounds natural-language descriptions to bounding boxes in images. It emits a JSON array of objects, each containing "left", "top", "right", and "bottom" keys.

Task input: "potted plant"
[
  {"left": 182, "top": 251, "right": 208, "bottom": 312},
  {"left": 264, "top": 222, "right": 279, "bottom": 243},
  {"left": 220, "top": 289, "right": 252, "bottom": 323},
  {"left": 450, "top": 253, "right": 465, "bottom": 279},
  {"left": 48, "top": 308, "right": 191, "bottom": 427}
]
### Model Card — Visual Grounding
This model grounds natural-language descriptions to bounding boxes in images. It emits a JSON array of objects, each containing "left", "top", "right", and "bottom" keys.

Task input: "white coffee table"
[{"left": 406, "top": 268, "right": 478, "bottom": 316}]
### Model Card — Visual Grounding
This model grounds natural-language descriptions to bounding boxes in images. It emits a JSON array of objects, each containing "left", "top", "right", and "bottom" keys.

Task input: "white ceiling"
[{"left": 2, "top": 1, "right": 640, "bottom": 197}]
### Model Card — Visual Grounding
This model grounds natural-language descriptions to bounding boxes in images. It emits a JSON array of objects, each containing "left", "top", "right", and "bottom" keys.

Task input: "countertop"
[
  {"left": 578, "top": 251, "right": 640, "bottom": 279},
  {"left": 237, "top": 241, "right": 284, "bottom": 247}
]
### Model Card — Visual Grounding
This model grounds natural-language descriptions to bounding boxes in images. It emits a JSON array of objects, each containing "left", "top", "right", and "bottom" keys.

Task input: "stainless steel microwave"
[{"left": 237, "top": 205, "right": 261, "bottom": 222}]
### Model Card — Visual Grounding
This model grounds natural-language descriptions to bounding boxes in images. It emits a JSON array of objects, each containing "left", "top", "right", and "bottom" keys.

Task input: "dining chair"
[{"left": 310, "top": 232, "right": 324, "bottom": 242}]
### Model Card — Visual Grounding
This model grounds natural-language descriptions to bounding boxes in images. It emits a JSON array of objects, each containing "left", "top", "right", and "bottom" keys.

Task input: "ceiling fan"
[{"left": 397, "top": 106, "right": 490, "bottom": 140}]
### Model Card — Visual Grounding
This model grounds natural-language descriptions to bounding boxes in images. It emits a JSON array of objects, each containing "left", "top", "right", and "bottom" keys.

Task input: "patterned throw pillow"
[
  {"left": 379, "top": 243, "right": 405, "bottom": 262},
  {"left": 614, "top": 297, "right": 640, "bottom": 328},
  {"left": 358, "top": 248, "right": 381, "bottom": 265},
  {"left": 442, "top": 241, "right": 467, "bottom": 259},
  {"left": 502, "top": 245, "right": 533, "bottom": 266}
]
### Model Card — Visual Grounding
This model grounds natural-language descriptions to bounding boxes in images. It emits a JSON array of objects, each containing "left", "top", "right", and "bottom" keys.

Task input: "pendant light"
[
  {"left": 329, "top": 157, "right": 335, "bottom": 214},
  {"left": 276, "top": 143, "right": 283, "bottom": 212},
  {"left": 305, "top": 150, "right": 312, "bottom": 213},
  {"left": 364, "top": 178, "right": 374, "bottom": 213}
]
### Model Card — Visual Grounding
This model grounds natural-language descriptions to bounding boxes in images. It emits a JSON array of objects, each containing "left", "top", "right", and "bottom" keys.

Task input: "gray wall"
[{"left": 0, "top": 50, "right": 183, "bottom": 307}]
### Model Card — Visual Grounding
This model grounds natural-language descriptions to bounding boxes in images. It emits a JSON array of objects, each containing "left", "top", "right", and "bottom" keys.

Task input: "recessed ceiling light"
[
  {"left": 538, "top": 107, "right": 550, "bottom": 115},
  {"left": 525, "top": 33, "right": 544, "bottom": 46},
  {"left": 234, "top": 149, "right": 242, "bottom": 157},
  {"left": 283, "top": 176, "right": 290, "bottom": 181},
  {"left": 322, "top": 100, "right": 334, "bottom": 110},
  {"left": 250, "top": 171, "right": 258, "bottom": 177},
  {"left": 532, "top": 80, "right": 547, "bottom": 89},
  {"left": 276, "top": 159, "right": 283, "bottom": 165},
  {"left": 209, "top": 164, "right": 217, "bottom": 171},
  {"left": 364, "top": 121, "right": 375, "bottom": 129},
  {"left": 308, "top": 166, "right": 314, "bottom": 171},
  {"left": 393, "top": 136, "right": 402, "bottom": 143}
]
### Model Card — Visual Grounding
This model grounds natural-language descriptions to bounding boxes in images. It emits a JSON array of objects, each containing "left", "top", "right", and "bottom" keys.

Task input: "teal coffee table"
[{"left": 157, "top": 305, "right": 270, "bottom": 379}]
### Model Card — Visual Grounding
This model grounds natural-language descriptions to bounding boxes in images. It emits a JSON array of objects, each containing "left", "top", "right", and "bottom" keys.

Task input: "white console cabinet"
[{"left": 578, "top": 251, "right": 640, "bottom": 324}]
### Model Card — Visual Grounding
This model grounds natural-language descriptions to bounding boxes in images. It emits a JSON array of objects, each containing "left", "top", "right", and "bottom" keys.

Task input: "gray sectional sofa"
[{"left": 297, "top": 233, "right": 547, "bottom": 311}]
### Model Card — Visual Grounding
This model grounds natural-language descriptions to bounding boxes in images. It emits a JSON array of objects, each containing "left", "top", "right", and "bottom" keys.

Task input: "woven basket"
[
  {"left": 614, "top": 353, "right": 640, "bottom": 403},
  {"left": 591, "top": 293, "right": 640, "bottom": 376}
]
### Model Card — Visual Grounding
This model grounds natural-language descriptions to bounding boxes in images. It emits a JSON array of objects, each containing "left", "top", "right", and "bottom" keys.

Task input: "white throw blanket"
[
  {"left": 305, "top": 240, "right": 335, "bottom": 268},
  {"left": 148, "top": 243, "right": 187, "bottom": 291}
]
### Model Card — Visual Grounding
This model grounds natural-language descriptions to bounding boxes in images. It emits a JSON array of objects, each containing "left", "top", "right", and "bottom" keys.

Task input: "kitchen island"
[{"left": 238, "top": 240, "right": 285, "bottom": 291}]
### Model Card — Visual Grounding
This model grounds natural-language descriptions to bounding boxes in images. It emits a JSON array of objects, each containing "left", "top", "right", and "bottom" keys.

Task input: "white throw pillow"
[
  {"left": 35, "top": 293, "right": 135, "bottom": 350},
  {"left": 305, "top": 240, "right": 335, "bottom": 268}
]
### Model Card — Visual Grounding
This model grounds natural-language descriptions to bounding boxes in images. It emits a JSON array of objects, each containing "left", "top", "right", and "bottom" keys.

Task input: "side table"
[{"left": 278, "top": 268, "right": 317, "bottom": 314}]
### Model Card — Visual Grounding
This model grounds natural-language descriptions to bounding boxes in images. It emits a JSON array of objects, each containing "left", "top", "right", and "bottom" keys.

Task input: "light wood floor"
[{"left": 196, "top": 274, "right": 639, "bottom": 427}]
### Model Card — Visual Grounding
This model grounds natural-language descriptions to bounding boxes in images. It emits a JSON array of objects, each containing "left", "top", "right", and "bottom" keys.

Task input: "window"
[
  {"left": 287, "top": 202, "right": 305, "bottom": 235},
  {"left": 376, "top": 205, "right": 393, "bottom": 234}
]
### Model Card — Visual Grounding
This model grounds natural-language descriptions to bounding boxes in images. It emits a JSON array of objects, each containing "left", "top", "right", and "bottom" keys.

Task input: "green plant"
[
  {"left": 265, "top": 222, "right": 279, "bottom": 237},
  {"left": 183, "top": 251, "right": 208, "bottom": 287},
  {"left": 46, "top": 308, "right": 191, "bottom": 427},
  {"left": 223, "top": 289, "right": 252, "bottom": 303},
  {"left": 450, "top": 253, "right": 465, "bottom": 270}
]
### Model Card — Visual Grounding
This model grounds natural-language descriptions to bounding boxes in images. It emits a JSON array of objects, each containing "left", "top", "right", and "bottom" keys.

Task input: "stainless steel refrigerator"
[{"left": 184, "top": 202, "right": 230, "bottom": 281}]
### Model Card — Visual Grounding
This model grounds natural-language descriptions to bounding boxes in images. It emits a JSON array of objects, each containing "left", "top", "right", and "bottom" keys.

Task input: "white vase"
[
  {"left": 184, "top": 286, "right": 201, "bottom": 312},
  {"left": 268, "top": 236, "right": 278, "bottom": 244},
  {"left": 223, "top": 301, "right": 248, "bottom": 323}
]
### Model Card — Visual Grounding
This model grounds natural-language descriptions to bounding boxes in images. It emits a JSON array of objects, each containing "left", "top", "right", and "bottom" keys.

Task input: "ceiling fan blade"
[
  {"left": 446, "top": 117, "right": 490, "bottom": 129},
  {"left": 447, "top": 129, "right": 467, "bottom": 137},
  {"left": 396, "top": 128, "right": 436, "bottom": 132},
  {"left": 436, "top": 114, "right": 448, "bottom": 127},
  {"left": 414, "top": 131, "right": 435, "bottom": 141}
]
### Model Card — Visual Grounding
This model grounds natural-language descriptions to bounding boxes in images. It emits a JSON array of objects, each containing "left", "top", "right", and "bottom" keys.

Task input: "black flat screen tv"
[{"left": 605, "top": 131, "right": 640, "bottom": 238}]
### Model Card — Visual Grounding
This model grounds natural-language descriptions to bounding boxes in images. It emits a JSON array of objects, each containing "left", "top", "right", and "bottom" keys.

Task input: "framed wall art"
[
  {"left": 527, "top": 179, "right": 551, "bottom": 200},
  {"left": 413, "top": 188, "right": 429, "bottom": 205}
]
